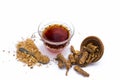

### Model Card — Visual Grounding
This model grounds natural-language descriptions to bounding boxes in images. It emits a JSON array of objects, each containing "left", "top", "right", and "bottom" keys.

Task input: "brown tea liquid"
[
  {"left": 43, "top": 24, "right": 69, "bottom": 42},
  {"left": 42, "top": 24, "right": 70, "bottom": 49}
]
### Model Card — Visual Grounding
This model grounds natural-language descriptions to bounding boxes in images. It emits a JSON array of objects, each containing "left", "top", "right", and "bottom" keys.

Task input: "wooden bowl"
[{"left": 80, "top": 36, "right": 104, "bottom": 63}]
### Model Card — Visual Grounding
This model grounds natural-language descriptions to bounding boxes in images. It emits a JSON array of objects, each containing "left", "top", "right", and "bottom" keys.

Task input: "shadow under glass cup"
[{"left": 38, "top": 20, "right": 75, "bottom": 53}]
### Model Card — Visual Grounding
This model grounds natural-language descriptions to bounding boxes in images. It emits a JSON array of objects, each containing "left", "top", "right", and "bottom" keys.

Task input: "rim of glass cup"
[{"left": 38, "top": 20, "right": 75, "bottom": 45}]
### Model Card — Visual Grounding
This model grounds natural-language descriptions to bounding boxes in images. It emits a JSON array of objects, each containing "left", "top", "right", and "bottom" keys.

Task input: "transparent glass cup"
[{"left": 38, "top": 20, "right": 75, "bottom": 53}]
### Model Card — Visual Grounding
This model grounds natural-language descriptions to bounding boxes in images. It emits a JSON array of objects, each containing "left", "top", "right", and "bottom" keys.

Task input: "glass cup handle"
[{"left": 31, "top": 32, "right": 42, "bottom": 42}]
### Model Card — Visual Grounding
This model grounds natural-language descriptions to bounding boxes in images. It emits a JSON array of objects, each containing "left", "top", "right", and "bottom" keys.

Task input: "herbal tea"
[
  {"left": 42, "top": 24, "right": 69, "bottom": 42},
  {"left": 38, "top": 21, "right": 74, "bottom": 52}
]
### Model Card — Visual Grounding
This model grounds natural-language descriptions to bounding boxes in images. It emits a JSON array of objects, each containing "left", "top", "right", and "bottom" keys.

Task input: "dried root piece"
[
  {"left": 16, "top": 38, "right": 50, "bottom": 67},
  {"left": 83, "top": 46, "right": 94, "bottom": 53},
  {"left": 56, "top": 54, "right": 71, "bottom": 76},
  {"left": 56, "top": 54, "right": 66, "bottom": 63},
  {"left": 68, "top": 54, "right": 76, "bottom": 64},
  {"left": 58, "top": 60, "right": 65, "bottom": 69},
  {"left": 75, "top": 50, "right": 81, "bottom": 55},
  {"left": 65, "top": 60, "right": 71, "bottom": 76},
  {"left": 69, "top": 45, "right": 82, "bottom": 65},
  {"left": 70, "top": 45, "right": 76, "bottom": 55},
  {"left": 71, "top": 45, "right": 81, "bottom": 56},
  {"left": 85, "top": 54, "right": 92, "bottom": 63},
  {"left": 87, "top": 43, "right": 98, "bottom": 52},
  {"left": 74, "top": 65, "right": 89, "bottom": 77},
  {"left": 79, "top": 51, "right": 88, "bottom": 64}
]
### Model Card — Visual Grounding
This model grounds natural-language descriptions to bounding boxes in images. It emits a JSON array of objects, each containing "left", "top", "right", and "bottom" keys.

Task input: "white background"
[{"left": 0, "top": 0, "right": 120, "bottom": 80}]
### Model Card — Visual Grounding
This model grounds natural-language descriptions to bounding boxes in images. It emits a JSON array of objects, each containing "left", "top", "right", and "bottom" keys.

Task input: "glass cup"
[{"left": 38, "top": 20, "right": 75, "bottom": 53}]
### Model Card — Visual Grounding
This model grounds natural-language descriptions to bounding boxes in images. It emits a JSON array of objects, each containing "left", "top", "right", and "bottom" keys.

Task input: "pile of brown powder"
[{"left": 16, "top": 38, "right": 50, "bottom": 67}]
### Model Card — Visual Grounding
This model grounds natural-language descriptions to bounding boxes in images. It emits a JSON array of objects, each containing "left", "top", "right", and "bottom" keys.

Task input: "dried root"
[
  {"left": 68, "top": 54, "right": 76, "bottom": 64},
  {"left": 56, "top": 54, "right": 71, "bottom": 76},
  {"left": 74, "top": 65, "right": 89, "bottom": 77},
  {"left": 58, "top": 60, "right": 65, "bottom": 69},
  {"left": 55, "top": 41, "right": 103, "bottom": 77},
  {"left": 79, "top": 51, "right": 88, "bottom": 64},
  {"left": 69, "top": 42, "right": 101, "bottom": 67}
]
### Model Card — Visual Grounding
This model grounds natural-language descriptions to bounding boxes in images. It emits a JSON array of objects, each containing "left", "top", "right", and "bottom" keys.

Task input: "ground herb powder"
[{"left": 16, "top": 38, "right": 50, "bottom": 67}]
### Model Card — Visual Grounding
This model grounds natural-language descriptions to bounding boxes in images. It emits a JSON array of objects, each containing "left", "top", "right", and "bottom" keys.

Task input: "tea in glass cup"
[{"left": 38, "top": 21, "right": 74, "bottom": 53}]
